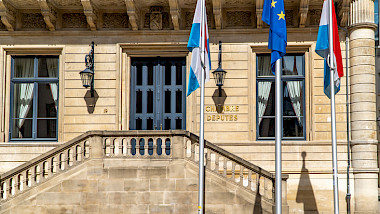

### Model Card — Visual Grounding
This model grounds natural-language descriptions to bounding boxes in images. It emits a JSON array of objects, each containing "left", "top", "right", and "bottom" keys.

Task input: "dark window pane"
[
  {"left": 165, "top": 90, "right": 171, "bottom": 113},
  {"left": 259, "top": 118, "right": 275, "bottom": 137},
  {"left": 14, "top": 58, "right": 34, "bottom": 78},
  {"left": 176, "top": 118, "right": 182, "bottom": 129},
  {"left": 257, "top": 55, "right": 273, "bottom": 77},
  {"left": 136, "top": 90, "right": 142, "bottom": 113},
  {"left": 136, "top": 118, "right": 142, "bottom": 130},
  {"left": 37, "top": 119, "right": 57, "bottom": 138},
  {"left": 147, "top": 90, "right": 153, "bottom": 113},
  {"left": 165, "top": 118, "right": 171, "bottom": 130},
  {"left": 148, "top": 139, "right": 154, "bottom": 155},
  {"left": 38, "top": 83, "right": 57, "bottom": 118},
  {"left": 136, "top": 65, "right": 142, "bottom": 85},
  {"left": 283, "top": 117, "right": 304, "bottom": 137},
  {"left": 148, "top": 64, "right": 153, "bottom": 85},
  {"left": 147, "top": 118, "right": 153, "bottom": 130},
  {"left": 282, "top": 55, "right": 304, "bottom": 76},
  {"left": 257, "top": 82, "right": 274, "bottom": 117},
  {"left": 176, "top": 90, "right": 182, "bottom": 113},
  {"left": 13, "top": 83, "right": 34, "bottom": 119},
  {"left": 165, "top": 139, "right": 171, "bottom": 155},
  {"left": 165, "top": 64, "right": 171, "bottom": 85},
  {"left": 38, "top": 57, "right": 58, "bottom": 78},
  {"left": 283, "top": 81, "right": 303, "bottom": 117},
  {"left": 176, "top": 64, "right": 182, "bottom": 85},
  {"left": 12, "top": 119, "right": 32, "bottom": 138}
]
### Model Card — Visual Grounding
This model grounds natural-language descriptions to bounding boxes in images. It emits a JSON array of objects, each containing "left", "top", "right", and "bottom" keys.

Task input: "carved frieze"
[
  {"left": 0, "top": 19, "right": 6, "bottom": 30},
  {"left": 38, "top": 0, "right": 57, "bottom": 31},
  {"left": 226, "top": 11, "right": 251, "bottom": 27},
  {"left": 150, "top": 6, "right": 162, "bottom": 30},
  {"left": 308, "top": 9, "right": 321, "bottom": 26},
  {"left": 62, "top": 13, "right": 88, "bottom": 28},
  {"left": 103, "top": 13, "right": 129, "bottom": 29},
  {"left": 184, "top": 11, "right": 193, "bottom": 29},
  {"left": 285, "top": 10, "right": 294, "bottom": 27},
  {"left": 0, "top": 0, "right": 15, "bottom": 31},
  {"left": 22, "top": 13, "right": 46, "bottom": 29},
  {"left": 162, "top": 12, "right": 170, "bottom": 29}
]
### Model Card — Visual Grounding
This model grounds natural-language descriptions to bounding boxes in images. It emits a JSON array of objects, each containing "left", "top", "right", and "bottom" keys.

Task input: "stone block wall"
[{"left": 0, "top": 158, "right": 268, "bottom": 214}]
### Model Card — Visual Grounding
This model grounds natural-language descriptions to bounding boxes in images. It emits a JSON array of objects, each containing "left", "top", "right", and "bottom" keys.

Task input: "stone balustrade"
[{"left": 0, "top": 130, "right": 287, "bottom": 209}]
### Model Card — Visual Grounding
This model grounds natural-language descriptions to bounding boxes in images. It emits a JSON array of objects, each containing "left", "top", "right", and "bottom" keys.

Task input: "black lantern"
[
  {"left": 79, "top": 68, "right": 94, "bottom": 88},
  {"left": 212, "top": 41, "right": 227, "bottom": 96},
  {"left": 79, "top": 42, "right": 95, "bottom": 96}
]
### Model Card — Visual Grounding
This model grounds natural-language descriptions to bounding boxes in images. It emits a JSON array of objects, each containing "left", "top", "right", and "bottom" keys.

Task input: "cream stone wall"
[{"left": 0, "top": 37, "right": 374, "bottom": 213}]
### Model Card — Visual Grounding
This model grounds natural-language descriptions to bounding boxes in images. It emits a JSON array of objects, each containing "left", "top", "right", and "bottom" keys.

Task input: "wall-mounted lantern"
[
  {"left": 79, "top": 42, "right": 95, "bottom": 96},
  {"left": 212, "top": 41, "right": 227, "bottom": 97}
]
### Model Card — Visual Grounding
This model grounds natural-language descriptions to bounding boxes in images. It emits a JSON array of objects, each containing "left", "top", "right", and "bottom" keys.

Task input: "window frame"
[
  {"left": 9, "top": 56, "right": 59, "bottom": 141},
  {"left": 256, "top": 53, "right": 306, "bottom": 141}
]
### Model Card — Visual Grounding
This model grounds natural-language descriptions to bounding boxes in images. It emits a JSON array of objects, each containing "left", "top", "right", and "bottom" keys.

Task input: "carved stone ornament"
[
  {"left": 62, "top": 13, "right": 88, "bottom": 28},
  {"left": 285, "top": 10, "right": 294, "bottom": 27},
  {"left": 185, "top": 12, "right": 194, "bottom": 28},
  {"left": 226, "top": 11, "right": 252, "bottom": 27},
  {"left": 150, "top": 6, "right": 163, "bottom": 30},
  {"left": 103, "top": 13, "right": 129, "bottom": 28},
  {"left": 309, "top": 9, "right": 321, "bottom": 26},
  {"left": 22, "top": 13, "right": 46, "bottom": 29}
]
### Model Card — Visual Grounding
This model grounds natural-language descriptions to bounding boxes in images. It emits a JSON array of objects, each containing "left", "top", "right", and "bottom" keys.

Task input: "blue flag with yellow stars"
[{"left": 262, "top": 0, "right": 287, "bottom": 72}]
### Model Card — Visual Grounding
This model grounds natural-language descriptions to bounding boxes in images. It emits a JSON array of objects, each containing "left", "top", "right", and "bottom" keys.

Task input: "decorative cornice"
[
  {"left": 256, "top": 0, "right": 264, "bottom": 28},
  {"left": 169, "top": 0, "right": 181, "bottom": 30},
  {"left": 299, "top": 0, "right": 309, "bottom": 28},
  {"left": 37, "top": 0, "right": 56, "bottom": 31},
  {"left": 81, "top": 0, "right": 97, "bottom": 31},
  {"left": 0, "top": 0, "right": 15, "bottom": 31},
  {"left": 125, "top": 0, "right": 139, "bottom": 31},
  {"left": 212, "top": 0, "right": 222, "bottom": 29}
]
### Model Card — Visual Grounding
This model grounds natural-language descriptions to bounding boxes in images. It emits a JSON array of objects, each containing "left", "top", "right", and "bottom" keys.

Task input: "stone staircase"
[{"left": 0, "top": 130, "right": 288, "bottom": 214}]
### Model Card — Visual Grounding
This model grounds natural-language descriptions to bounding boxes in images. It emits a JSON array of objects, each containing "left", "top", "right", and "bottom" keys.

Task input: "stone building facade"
[{"left": 0, "top": 0, "right": 378, "bottom": 213}]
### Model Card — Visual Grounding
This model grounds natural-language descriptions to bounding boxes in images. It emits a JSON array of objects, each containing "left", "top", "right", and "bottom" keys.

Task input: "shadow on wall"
[
  {"left": 84, "top": 90, "right": 99, "bottom": 114},
  {"left": 296, "top": 151, "right": 319, "bottom": 213},
  {"left": 253, "top": 175, "right": 263, "bottom": 214}
]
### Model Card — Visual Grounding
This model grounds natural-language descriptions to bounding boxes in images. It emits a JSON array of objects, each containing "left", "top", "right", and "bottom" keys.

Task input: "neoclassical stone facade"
[{"left": 0, "top": 0, "right": 378, "bottom": 213}]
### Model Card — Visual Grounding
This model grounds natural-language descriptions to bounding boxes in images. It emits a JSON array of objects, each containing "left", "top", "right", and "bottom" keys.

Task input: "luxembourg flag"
[
  {"left": 315, "top": 0, "right": 343, "bottom": 99},
  {"left": 187, "top": 0, "right": 211, "bottom": 96}
]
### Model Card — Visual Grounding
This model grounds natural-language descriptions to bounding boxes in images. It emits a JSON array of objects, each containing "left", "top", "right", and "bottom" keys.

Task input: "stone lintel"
[
  {"left": 169, "top": 0, "right": 181, "bottom": 30},
  {"left": 0, "top": 0, "right": 15, "bottom": 31},
  {"left": 81, "top": 0, "right": 97, "bottom": 31},
  {"left": 256, "top": 0, "right": 263, "bottom": 28},
  {"left": 299, "top": 0, "right": 309, "bottom": 28},
  {"left": 212, "top": 0, "right": 222, "bottom": 30},
  {"left": 37, "top": 0, "right": 56, "bottom": 31},
  {"left": 125, "top": 0, "right": 139, "bottom": 31}
]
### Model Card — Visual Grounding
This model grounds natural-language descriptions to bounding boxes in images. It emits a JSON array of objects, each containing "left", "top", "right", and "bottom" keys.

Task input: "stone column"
[{"left": 349, "top": 0, "right": 378, "bottom": 213}]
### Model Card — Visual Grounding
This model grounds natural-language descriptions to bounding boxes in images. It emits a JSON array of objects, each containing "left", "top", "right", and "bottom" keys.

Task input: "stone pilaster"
[{"left": 349, "top": 0, "right": 378, "bottom": 213}]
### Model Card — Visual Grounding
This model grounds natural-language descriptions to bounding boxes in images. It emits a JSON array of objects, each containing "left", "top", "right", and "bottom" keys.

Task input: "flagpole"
[
  {"left": 275, "top": 59, "right": 282, "bottom": 214},
  {"left": 198, "top": 0, "right": 206, "bottom": 213},
  {"left": 328, "top": 0, "right": 339, "bottom": 213}
]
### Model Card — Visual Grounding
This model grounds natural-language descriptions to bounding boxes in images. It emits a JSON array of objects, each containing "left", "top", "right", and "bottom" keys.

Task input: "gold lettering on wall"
[{"left": 205, "top": 105, "right": 240, "bottom": 122}]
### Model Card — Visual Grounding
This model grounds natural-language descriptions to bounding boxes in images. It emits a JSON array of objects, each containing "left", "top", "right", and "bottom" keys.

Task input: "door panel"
[{"left": 130, "top": 58, "right": 186, "bottom": 130}]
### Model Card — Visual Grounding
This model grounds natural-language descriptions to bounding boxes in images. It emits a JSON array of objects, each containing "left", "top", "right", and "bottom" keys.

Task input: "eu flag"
[{"left": 262, "top": 0, "right": 287, "bottom": 72}]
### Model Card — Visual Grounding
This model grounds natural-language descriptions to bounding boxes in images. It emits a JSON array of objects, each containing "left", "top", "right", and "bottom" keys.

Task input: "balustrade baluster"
[
  {"left": 38, "top": 162, "right": 45, "bottom": 183},
  {"left": 206, "top": 151, "right": 211, "bottom": 170},
  {"left": 72, "top": 146, "right": 78, "bottom": 165},
  {"left": 144, "top": 138, "right": 149, "bottom": 156},
  {"left": 119, "top": 138, "right": 124, "bottom": 156},
  {"left": 17, "top": 174, "right": 23, "bottom": 194},
  {"left": 9, "top": 177, "right": 15, "bottom": 196},
  {"left": 248, "top": 171, "right": 252, "bottom": 190},
  {"left": 264, "top": 178, "right": 269, "bottom": 199},
  {"left": 214, "top": 154, "right": 219, "bottom": 173},
  {"left": 135, "top": 138, "right": 140, "bottom": 157},
  {"left": 231, "top": 163, "right": 236, "bottom": 181},
  {"left": 223, "top": 159, "right": 227, "bottom": 177},
  {"left": 239, "top": 166, "right": 244, "bottom": 185},
  {"left": 48, "top": 157, "right": 54, "bottom": 177},
  {"left": 110, "top": 138, "right": 115, "bottom": 156},
  {"left": 30, "top": 167, "right": 36, "bottom": 187},
  {"left": 127, "top": 138, "right": 132, "bottom": 156},
  {"left": 162, "top": 140, "right": 166, "bottom": 156},
  {"left": 190, "top": 142, "right": 195, "bottom": 160},
  {"left": 5, "top": 179, "right": 10, "bottom": 199}
]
